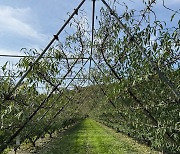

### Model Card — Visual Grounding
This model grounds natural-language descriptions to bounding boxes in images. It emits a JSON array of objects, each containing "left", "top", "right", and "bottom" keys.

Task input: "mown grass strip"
[{"left": 38, "top": 119, "right": 159, "bottom": 154}]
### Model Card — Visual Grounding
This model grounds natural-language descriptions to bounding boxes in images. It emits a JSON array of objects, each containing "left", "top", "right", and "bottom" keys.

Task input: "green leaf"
[
  {"left": 170, "top": 13, "right": 176, "bottom": 22},
  {"left": 1, "top": 61, "right": 8, "bottom": 72},
  {"left": 153, "top": 42, "right": 158, "bottom": 51}
]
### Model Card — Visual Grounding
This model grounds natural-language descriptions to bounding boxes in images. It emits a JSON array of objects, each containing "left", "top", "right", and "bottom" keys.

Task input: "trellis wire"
[
  {"left": 91, "top": 57, "right": 177, "bottom": 144},
  {"left": 0, "top": 55, "right": 81, "bottom": 152},
  {"left": 14, "top": 61, "right": 88, "bottom": 150},
  {"left": 33, "top": 84, "right": 89, "bottom": 144},
  {"left": 7, "top": 0, "right": 86, "bottom": 98},
  {"left": 101, "top": 0, "right": 180, "bottom": 100},
  {"left": 0, "top": 54, "right": 89, "bottom": 59},
  {"left": 102, "top": 57, "right": 177, "bottom": 143}
]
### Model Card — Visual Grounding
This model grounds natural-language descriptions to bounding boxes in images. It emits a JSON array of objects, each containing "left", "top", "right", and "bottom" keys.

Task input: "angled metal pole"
[
  {"left": 14, "top": 60, "right": 89, "bottom": 150},
  {"left": 0, "top": 56, "right": 80, "bottom": 153},
  {"left": 101, "top": 0, "right": 180, "bottom": 100},
  {"left": 8, "top": 0, "right": 86, "bottom": 97},
  {"left": 89, "top": 0, "right": 96, "bottom": 80}
]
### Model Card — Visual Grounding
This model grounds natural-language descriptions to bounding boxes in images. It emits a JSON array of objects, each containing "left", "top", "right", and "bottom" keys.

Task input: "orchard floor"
[{"left": 10, "top": 119, "right": 160, "bottom": 154}]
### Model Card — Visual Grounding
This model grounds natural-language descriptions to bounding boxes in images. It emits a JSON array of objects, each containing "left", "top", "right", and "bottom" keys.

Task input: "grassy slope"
[{"left": 38, "top": 119, "right": 159, "bottom": 154}]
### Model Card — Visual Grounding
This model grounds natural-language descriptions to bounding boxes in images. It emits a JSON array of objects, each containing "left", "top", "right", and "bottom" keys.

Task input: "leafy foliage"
[{"left": 0, "top": 1, "right": 179, "bottom": 153}]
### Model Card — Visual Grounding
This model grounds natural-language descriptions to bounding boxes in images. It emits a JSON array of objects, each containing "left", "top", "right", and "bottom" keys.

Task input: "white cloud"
[{"left": 0, "top": 6, "right": 45, "bottom": 41}]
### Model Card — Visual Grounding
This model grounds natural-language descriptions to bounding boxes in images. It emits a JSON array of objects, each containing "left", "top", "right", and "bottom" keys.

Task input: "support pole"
[
  {"left": 101, "top": 0, "right": 180, "bottom": 100},
  {"left": 89, "top": 0, "right": 96, "bottom": 81},
  {"left": 8, "top": 0, "right": 86, "bottom": 98},
  {"left": 0, "top": 56, "right": 80, "bottom": 153}
]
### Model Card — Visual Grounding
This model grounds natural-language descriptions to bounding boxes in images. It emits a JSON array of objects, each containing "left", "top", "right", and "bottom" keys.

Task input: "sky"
[{"left": 0, "top": 0, "right": 179, "bottom": 71}]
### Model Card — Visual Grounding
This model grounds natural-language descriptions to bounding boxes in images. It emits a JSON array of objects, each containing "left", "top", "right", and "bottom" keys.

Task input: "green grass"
[{"left": 38, "top": 119, "right": 158, "bottom": 154}]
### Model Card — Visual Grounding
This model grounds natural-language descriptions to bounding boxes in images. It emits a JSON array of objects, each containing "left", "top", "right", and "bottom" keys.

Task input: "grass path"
[{"left": 38, "top": 119, "right": 158, "bottom": 154}]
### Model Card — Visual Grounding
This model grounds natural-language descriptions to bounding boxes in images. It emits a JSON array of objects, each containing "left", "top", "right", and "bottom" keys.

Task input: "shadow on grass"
[
  {"left": 38, "top": 121, "right": 90, "bottom": 154},
  {"left": 37, "top": 119, "right": 158, "bottom": 154}
]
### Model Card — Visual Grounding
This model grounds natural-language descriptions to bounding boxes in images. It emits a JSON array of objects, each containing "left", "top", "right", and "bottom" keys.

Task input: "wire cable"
[
  {"left": 101, "top": 0, "right": 180, "bottom": 100},
  {"left": 6, "top": 0, "right": 86, "bottom": 98}
]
